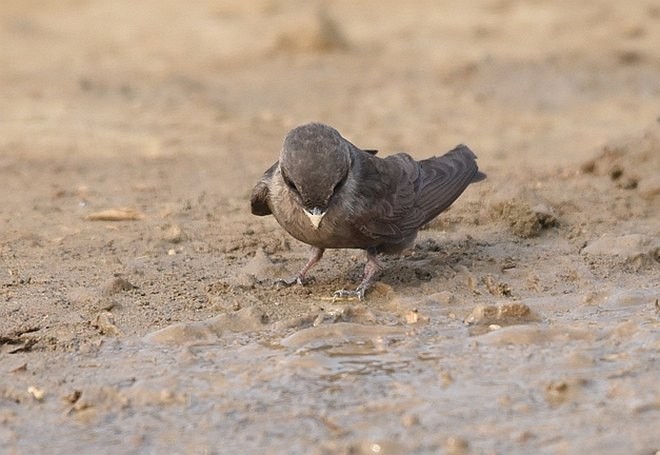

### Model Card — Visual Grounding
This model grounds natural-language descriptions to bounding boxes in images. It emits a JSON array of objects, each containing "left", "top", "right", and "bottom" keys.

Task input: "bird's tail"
[{"left": 415, "top": 144, "right": 485, "bottom": 222}]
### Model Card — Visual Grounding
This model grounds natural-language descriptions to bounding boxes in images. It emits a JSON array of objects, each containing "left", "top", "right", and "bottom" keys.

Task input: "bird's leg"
[
  {"left": 334, "top": 248, "right": 381, "bottom": 301},
  {"left": 275, "top": 246, "right": 324, "bottom": 287}
]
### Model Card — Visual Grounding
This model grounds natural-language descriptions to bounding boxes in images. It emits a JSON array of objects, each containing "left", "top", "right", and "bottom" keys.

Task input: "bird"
[{"left": 250, "top": 122, "right": 486, "bottom": 300}]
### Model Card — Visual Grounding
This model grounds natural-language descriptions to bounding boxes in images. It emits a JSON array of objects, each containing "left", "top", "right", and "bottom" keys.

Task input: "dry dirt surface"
[{"left": 1, "top": 1, "right": 659, "bottom": 454}]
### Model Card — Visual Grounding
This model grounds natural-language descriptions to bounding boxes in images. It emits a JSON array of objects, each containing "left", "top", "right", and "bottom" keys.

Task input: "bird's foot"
[
  {"left": 332, "top": 286, "right": 367, "bottom": 301},
  {"left": 331, "top": 249, "right": 379, "bottom": 301}
]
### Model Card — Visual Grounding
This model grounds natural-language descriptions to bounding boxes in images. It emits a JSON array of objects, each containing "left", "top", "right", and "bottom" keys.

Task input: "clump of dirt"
[
  {"left": 581, "top": 125, "right": 660, "bottom": 198},
  {"left": 582, "top": 233, "right": 660, "bottom": 271},
  {"left": 464, "top": 302, "right": 538, "bottom": 327},
  {"left": 483, "top": 274, "right": 513, "bottom": 297},
  {"left": 488, "top": 188, "right": 559, "bottom": 238}
]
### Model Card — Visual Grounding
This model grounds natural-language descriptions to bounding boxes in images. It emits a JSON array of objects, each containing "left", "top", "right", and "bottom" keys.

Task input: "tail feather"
[{"left": 415, "top": 144, "right": 484, "bottom": 223}]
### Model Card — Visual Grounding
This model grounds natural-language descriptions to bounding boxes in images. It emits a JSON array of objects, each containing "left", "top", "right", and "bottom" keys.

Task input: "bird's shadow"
[{"left": 339, "top": 236, "right": 484, "bottom": 287}]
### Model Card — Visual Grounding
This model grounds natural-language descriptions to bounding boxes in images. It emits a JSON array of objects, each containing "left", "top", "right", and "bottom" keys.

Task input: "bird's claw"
[{"left": 332, "top": 287, "right": 366, "bottom": 301}]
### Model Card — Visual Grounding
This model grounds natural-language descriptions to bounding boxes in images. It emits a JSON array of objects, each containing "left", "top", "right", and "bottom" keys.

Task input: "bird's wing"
[
  {"left": 358, "top": 153, "right": 421, "bottom": 239},
  {"left": 249, "top": 161, "right": 278, "bottom": 216},
  {"left": 358, "top": 145, "right": 484, "bottom": 239},
  {"left": 411, "top": 144, "right": 483, "bottom": 224}
]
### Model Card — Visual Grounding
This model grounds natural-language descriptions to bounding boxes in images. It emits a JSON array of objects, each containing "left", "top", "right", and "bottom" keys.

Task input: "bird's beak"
[{"left": 304, "top": 207, "right": 326, "bottom": 230}]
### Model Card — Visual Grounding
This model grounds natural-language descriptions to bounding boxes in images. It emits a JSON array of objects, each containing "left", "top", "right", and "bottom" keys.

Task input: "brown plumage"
[{"left": 250, "top": 122, "right": 486, "bottom": 299}]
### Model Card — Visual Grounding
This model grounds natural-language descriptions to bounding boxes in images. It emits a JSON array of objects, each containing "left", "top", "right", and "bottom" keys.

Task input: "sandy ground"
[{"left": 1, "top": 1, "right": 659, "bottom": 454}]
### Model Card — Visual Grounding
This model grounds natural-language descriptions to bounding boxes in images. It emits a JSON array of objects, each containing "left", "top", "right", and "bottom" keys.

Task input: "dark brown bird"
[{"left": 250, "top": 122, "right": 486, "bottom": 299}]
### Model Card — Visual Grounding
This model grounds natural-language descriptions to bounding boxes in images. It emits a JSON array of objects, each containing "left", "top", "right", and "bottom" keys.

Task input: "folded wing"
[
  {"left": 250, "top": 161, "right": 278, "bottom": 216},
  {"left": 360, "top": 145, "right": 484, "bottom": 240}
]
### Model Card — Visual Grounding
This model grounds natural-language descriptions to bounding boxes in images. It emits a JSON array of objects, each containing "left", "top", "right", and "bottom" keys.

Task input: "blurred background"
[{"left": 2, "top": 0, "right": 659, "bottom": 181}]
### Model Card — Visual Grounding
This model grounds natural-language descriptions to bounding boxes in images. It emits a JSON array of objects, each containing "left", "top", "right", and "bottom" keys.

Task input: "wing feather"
[
  {"left": 249, "top": 161, "right": 278, "bottom": 216},
  {"left": 412, "top": 144, "right": 483, "bottom": 221},
  {"left": 358, "top": 145, "right": 484, "bottom": 240}
]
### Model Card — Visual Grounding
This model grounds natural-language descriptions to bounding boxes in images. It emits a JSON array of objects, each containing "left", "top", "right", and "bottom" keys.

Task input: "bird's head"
[{"left": 279, "top": 123, "right": 351, "bottom": 229}]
